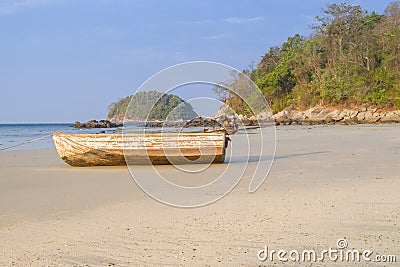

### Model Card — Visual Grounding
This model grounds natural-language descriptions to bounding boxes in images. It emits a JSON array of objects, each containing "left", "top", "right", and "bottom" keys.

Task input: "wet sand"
[{"left": 0, "top": 125, "right": 399, "bottom": 266}]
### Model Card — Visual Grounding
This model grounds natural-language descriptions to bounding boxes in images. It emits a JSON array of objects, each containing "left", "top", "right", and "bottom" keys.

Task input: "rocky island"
[{"left": 107, "top": 90, "right": 197, "bottom": 124}]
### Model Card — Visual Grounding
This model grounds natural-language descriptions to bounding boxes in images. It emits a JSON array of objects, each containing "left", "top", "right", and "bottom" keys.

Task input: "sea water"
[
  {"left": 0, "top": 124, "right": 121, "bottom": 151},
  {"left": 0, "top": 124, "right": 208, "bottom": 151}
]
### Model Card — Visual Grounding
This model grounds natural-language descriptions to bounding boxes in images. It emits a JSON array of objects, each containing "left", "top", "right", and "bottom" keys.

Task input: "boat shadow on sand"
[{"left": 226, "top": 151, "right": 329, "bottom": 164}]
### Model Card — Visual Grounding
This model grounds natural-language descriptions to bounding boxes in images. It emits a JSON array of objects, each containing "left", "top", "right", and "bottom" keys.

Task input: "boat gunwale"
[{"left": 52, "top": 132, "right": 227, "bottom": 138}]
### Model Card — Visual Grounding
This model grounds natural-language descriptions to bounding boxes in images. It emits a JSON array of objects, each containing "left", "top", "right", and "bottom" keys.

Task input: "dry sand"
[{"left": 0, "top": 125, "right": 399, "bottom": 266}]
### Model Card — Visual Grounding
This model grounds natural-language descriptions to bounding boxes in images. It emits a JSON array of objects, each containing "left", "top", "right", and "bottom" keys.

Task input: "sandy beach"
[{"left": 0, "top": 125, "right": 399, "bottom": 266}]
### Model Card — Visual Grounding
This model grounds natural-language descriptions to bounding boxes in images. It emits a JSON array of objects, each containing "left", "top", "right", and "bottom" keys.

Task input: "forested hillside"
[
  {"left": 107, "top": 91, "right": 197, "bottom": 122},
  {"left": 248, "top": 2, "right": 400, "bottom": 113}
]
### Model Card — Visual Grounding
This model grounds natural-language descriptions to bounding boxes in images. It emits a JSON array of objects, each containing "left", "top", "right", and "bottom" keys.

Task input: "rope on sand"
[{"left": 0, "top": 134, "right": 53, "bottom": 152}]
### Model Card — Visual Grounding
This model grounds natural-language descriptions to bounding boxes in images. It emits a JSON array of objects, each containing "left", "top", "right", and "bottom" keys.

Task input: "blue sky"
[{"left": 0, "top": 0, "right": 395, "bottom": 122}]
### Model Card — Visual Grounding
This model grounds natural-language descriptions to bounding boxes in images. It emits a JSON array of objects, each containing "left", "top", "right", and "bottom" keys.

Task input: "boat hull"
[{"left": 52, "top": 132, "right": 227, "bottom": 167}]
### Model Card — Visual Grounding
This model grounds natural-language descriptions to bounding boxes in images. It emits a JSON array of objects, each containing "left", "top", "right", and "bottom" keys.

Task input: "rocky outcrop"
[
  {"left": 99, "top": 106, "right": 400, "bottom": 134},
  {"left": 143, "top": 117, "right": 220, "bottom": 128},
  {"left": 213, "top": 105, "right": 400, "bottom": 129},
  {"left": 143, "top": 116, "right": 238, "bottom": 134},
  {"left": 272, "top": 107, "right": 400, "bottom": 125},
  {"left": 73, "top": 120, "right": 123, "bottom": 128},
  {"left": 380, "top": 111, "right": 400, "bottom": 123}
]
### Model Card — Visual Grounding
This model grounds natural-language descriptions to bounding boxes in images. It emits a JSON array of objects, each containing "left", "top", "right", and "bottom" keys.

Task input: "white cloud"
[
  {"left": 0, "top": 0, "right": 63, "bottom": 16},
  {"left": 223, "top": 16, "right": 264, "bottom": 24},
  {"left": 179, "top": 16, "right": 265, "bottom": 26},
  {"left": 176, "top": 19, "right": 214, "bottom": 26},
  {"left": 201, "top": 33, "right": 230, "bottom": 40}
]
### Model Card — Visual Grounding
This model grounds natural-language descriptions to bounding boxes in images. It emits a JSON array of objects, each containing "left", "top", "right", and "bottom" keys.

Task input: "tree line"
[{"left": 229, "top": 2, "right": 400, "bottom": 114}]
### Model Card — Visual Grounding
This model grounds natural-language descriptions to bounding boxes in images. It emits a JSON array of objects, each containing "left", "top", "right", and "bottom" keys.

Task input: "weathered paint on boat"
[{"left": 52, "top": 132, "right": 228, "bottom": 167}]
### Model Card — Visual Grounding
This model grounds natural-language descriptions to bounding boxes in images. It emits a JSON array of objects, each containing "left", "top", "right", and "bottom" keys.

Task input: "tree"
[{"left": 247, "top": 2, "right": 400, "bottom": 111}]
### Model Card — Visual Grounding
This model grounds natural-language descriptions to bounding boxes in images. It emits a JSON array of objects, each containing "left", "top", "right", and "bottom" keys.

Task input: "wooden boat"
[{"left": 52, "top": 131, "right": 229, "bottom": 167}]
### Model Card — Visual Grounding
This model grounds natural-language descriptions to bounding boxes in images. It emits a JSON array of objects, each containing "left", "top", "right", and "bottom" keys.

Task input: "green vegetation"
[
  {"left": 107, "top": 91, "right": 197, "bottom": 121},
  {"left": 230, "top": 2, "right": 400, "bottom": 113}
]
